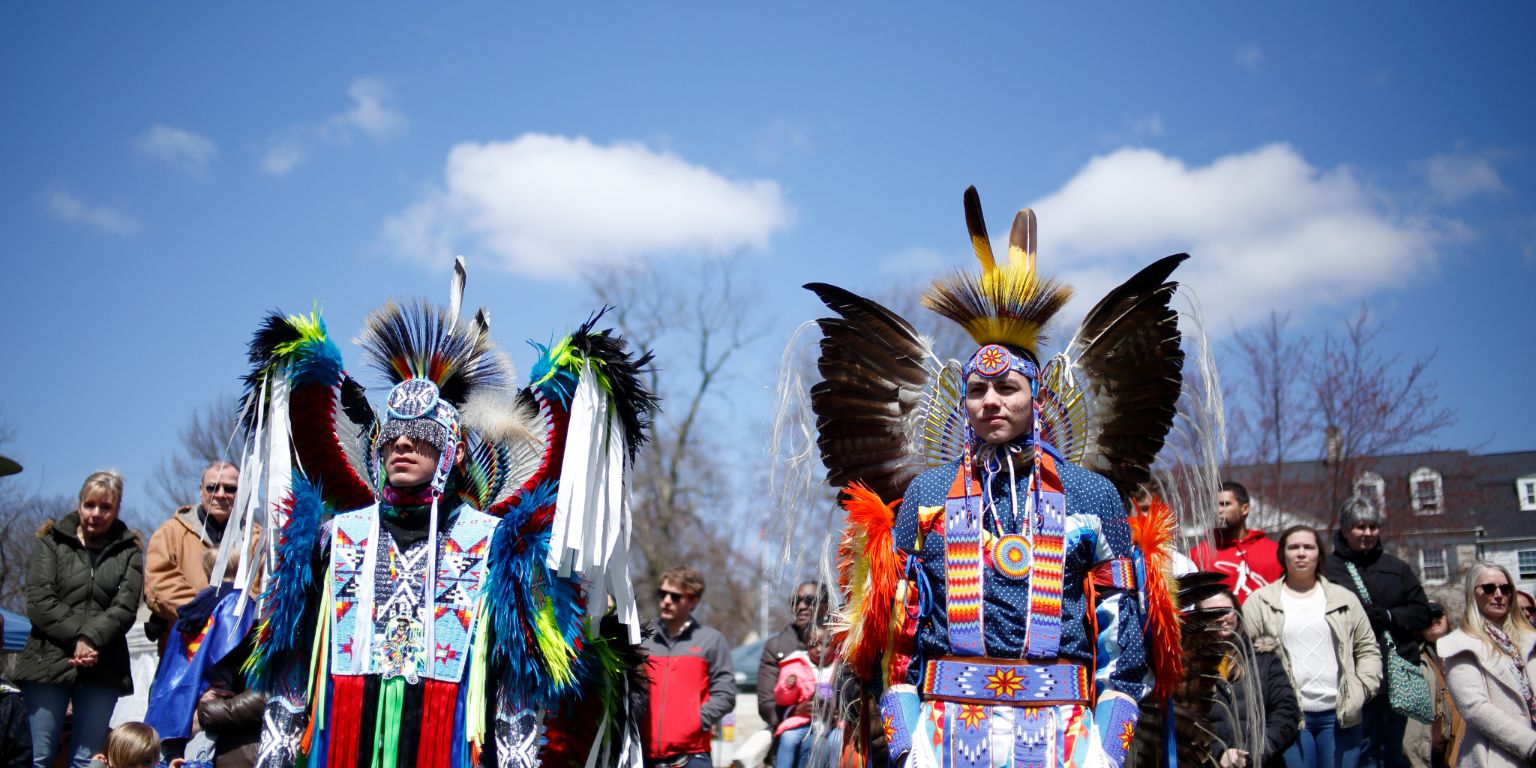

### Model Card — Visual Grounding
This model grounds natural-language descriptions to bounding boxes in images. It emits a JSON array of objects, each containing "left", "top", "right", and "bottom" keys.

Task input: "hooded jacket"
[
  {"left": 16, "top": 512, "right": 144, "bottom": 693},
  {"left": 145, "top": 505, "right": 261, "bottom": 622},
  {"left": 1242, "top": 577, "right": 1382, "bottom": 728},
  {"left": 1191, "top": 528, "right": 1283, "bottom": 605},
  {"left": 1322, "top": 530, "right": 1431, "bottom": 665}
]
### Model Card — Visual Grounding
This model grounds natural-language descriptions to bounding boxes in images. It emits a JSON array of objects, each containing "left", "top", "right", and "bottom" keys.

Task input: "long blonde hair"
[{"left": 1460, "top": 561, "right": 1535, "bottom": 651}]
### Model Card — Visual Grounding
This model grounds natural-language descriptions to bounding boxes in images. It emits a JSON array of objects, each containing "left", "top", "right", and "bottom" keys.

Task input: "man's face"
[
  {"left": 791, "top": 584, "right": 827, "bottom": 630},
  {"left": 1215, "top": 490, "right": 1249, "bottom": 533},
  {"left": 200, "top": 465, "right": 239, "bottom": 524},
  {"left": 1343, "top": 521, "right": 1380, "bottom": 552},
  {"left": 964, "top": 371, "right": 1034, "bottom": 445},
  {"left": 657, "top": 579, "right": 698, "bottom": 624},
  {"left": 383, "top": 434, "right": 442, "bottom": 488}
]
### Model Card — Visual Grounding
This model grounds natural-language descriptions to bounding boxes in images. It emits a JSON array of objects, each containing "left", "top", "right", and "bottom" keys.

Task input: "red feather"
[
  {"left": 289, "top": 379, "right": 375, "bottom": 511},
  {"left": 835, "top": 482, "right": 900, "bottom": 681},
  {"left": 1129, "top": 497, "right": 1183, "bottom": 700}
]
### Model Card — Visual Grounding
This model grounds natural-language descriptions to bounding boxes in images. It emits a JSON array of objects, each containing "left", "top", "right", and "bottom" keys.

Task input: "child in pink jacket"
[{"left": 772, "top": 625, "right": 840, "bottom": 768}]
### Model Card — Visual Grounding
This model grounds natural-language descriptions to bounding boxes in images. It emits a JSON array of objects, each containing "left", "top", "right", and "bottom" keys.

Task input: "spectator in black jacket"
[
  {"left": 1202, "top": 587, "right": 1299, "bottom": 768},
  {"left": 756, "top": 582, "right": 831, "bottom": 734},
  {"left": 1322, "top": 496, "right": 1431, "bottom": 768}
]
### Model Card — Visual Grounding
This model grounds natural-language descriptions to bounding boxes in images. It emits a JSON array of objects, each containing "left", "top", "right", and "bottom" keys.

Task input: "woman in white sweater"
[
  {"left": 1438, "top": 561, "right": 1536, "bottom": 768},
  {"left": 1243, "top": 524, "right": 1381, "bottom": 768}
]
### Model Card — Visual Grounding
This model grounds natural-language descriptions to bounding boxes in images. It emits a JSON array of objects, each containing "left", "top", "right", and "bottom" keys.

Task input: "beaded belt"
[{"left": 920, "top": 657, "right": 1090, "bottom": 707}]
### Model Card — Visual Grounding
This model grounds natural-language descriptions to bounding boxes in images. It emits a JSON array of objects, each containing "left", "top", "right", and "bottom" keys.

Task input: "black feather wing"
[
  {"left": 1066, "top": 254, "right": 1188, "bottom": 495},
  {"left": 805, "top": 282, "right": 940, "bottom": 501}
]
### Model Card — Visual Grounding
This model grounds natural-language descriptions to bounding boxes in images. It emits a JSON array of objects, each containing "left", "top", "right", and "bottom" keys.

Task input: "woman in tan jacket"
[
  {"left": 1243, "top": 524, "right": 1381, "bottom": 768},
  {"left": 1438, "top": 562, "right": 1536, "bottom": 768}
]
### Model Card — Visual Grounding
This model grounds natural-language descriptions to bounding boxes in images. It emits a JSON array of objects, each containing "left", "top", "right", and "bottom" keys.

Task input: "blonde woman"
[
  {"left": 1438, "top": 562, "right": 1536, "bottom": 768},
  {"left": 16, "top": 471, "right": 144, "bottom": 768},
  {"left": 1243, "top": 525, "right": 1381, "bottom": 768}
]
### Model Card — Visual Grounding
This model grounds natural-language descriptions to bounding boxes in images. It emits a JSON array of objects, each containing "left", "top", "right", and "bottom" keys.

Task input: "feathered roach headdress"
[
  {"left": 354, "top": 297, "right": 507, "bottom": 499},
  {"left": 923, "top": 186, "right": 1073, "bottom": 382}
]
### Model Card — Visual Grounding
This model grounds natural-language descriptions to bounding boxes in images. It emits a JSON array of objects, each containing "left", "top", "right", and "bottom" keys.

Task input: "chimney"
[{"left": 1324, "top": 425, "right": 1341, "bottom": 465}]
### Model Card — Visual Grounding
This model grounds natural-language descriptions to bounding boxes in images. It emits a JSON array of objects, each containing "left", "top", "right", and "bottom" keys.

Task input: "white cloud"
[
  {"left": 134, "top": 124, "right": 217, "bottom": 172},
  {"left": 1425, "top": 152, "right": 1505, "bottom": 203},
  {"left": 262, "top": 77, "right": 405, "bottom": 176},
  {"left": 383, "top": 133, "right": 793, "bottom": 277},
  {"left": 325, "top": 78, "right": 407, "bottom": 142},
  {"left": 1022, "top": 144, "right": 1444, "bottom": 333},
  {"left": 46, "top": 188, "right": 140, "bottom": 235},
  {"left": 261, "top": 142, "right": 304, "bottom": 177},
  {"left": 1236, "top": 45, "right": 1264, "bottom": 71}
]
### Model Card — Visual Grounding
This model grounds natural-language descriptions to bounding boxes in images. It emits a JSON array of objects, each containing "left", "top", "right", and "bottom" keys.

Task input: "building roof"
[{"left": 1223, "top": 449, "right": 1536, "bottom": 542}]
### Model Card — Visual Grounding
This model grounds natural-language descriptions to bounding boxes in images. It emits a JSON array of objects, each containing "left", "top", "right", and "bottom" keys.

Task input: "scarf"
[{"left": 1486, "top": 622, "right": 1536, "bottom": 728}]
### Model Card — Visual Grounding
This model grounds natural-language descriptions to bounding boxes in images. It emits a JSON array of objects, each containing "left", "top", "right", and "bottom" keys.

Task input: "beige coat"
[
  {"left": 1438, "top": 628, "right": 1536, "bottom": 768},
  {"left": 1242, "top": 576, "right": 1382, "bottom": 728},
  {"left": 144, "top": 506, "right": 260, "bottom": 621}
]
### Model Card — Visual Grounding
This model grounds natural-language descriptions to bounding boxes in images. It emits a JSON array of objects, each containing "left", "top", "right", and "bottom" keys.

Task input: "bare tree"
[
  {"left": 147, "top": 397, "right": 241, "bottom": 514},
  {"left": 1222, "top": 307, "right": 1455, "bottom": 527},
  {"left": 1223, "top": 312, "right": 1317, "bottom": 530},
  {"left": 1310, "top": 307, "right": 1456, "bottom": 515},
  {"left": 586, "top": 256, "right": 772, "bottom": 643},
  {"left": 0, "top": 421, "right": 70, "bottom": 612}
]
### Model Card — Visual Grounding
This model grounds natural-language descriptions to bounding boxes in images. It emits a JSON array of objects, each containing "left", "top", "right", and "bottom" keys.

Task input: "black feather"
[
  {"left": 354, "top": 299, "right": 506, "bottom": 407},
  {"left": 567, "top": 308, "right": 660, "bottom": 464}
]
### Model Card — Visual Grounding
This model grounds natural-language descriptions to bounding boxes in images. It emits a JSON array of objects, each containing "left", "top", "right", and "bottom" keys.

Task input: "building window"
[
  {"left": 1411, "top": 467, "right": 1444, "bottom": 515},
  {"left": 1355, "top": 471, "right": 1385, "bottom": 512},
  {"left": 1419, "top": 548, "right": 1449, "bottom": 584},
  {"left": 1520, "top": 476, "right": 1536, "bottom": 512},
  {"left": 1519, "top": 550, "right": 1536, "bottom": 581}
]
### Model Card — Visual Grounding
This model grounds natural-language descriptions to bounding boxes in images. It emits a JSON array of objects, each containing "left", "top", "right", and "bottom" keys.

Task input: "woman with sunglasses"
[
  {"left": 1438, "top": 562, "right": 1536, "bottom": 767},
  {"left": 1243, "top": 524, "right": 1380, "bottom": 768}
]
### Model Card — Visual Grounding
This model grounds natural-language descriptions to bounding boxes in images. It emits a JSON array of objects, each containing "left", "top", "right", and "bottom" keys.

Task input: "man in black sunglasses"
[
  {"left": 144, "top": 461, "right": 257, "bottom": 650},
  {"left": 756, "top": 581, "right": 831, "bottom": 738},
  {"left": 642, "top": 565, "right": 736, "bottom": 768}
]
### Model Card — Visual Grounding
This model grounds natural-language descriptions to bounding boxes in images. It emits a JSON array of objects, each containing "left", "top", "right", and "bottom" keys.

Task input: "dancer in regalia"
[
  {"left": 235, "top": 261, "right": 654, "bottom": 768},
  {"left": 798, "top": 188, "right": 1195, "bottom": 768}
]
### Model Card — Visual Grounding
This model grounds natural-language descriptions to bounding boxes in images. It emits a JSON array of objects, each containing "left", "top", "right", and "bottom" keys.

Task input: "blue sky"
[{"left": 2, "top": 4, "right": 1532, "bottom": 528}]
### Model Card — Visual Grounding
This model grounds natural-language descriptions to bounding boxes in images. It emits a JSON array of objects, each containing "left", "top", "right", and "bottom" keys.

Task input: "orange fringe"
[
  {"left": 834, "top": 482, "right": 900, "bottom": 682},
  {"left": 1129, "top": 498, "right": 1183, "bottom": 700}
]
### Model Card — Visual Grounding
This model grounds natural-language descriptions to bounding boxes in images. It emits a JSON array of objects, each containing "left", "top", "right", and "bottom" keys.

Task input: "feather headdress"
[{"left": 922, "top": 186, "right": 1073, "bottom": 361}]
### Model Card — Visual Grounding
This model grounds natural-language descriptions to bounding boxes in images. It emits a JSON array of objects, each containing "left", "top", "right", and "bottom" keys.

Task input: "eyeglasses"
[
  {"left": 657, "top": 589, "right": 693, "bottom": 603},
  {"left": 793, "top": 595, "right": 821, "bottom": 607},
  {"left": 204, "top": 483, "right": 238, "bottom": 494},
  {"left": 1475, "top": 583, "right": 1514, "bottom": 597}
]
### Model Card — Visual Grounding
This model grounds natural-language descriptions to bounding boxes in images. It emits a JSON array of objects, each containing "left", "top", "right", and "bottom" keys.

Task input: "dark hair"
[
  {"left": 1427, "top": 601, "right": 1446, "bottom": 620},
  {"left": 793, "top": 581, "right": 830, "bottom": 605},
  {"left": 1219, "top": 481, "right": 1250, "bottom": 506},
  {"left": 1275, "top": 525, "right": 1327, "bottom": 573}
]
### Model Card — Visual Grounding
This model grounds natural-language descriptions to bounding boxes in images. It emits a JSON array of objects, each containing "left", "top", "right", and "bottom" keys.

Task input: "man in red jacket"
[
  {"left": 642, "top": 566, "right": 737, "bottom": 768},
  {"left": 1191, "top": 481, "right": 1282, "bottom": 604}
]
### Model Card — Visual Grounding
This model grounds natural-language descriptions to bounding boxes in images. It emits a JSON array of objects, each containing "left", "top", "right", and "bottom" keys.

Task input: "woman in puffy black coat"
[
  {"left": 15, "top": 470, "right": 144, "bottom": 768},
  {"left": 1203, "top": 587, "right": 1301, "bottom": 768}
]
